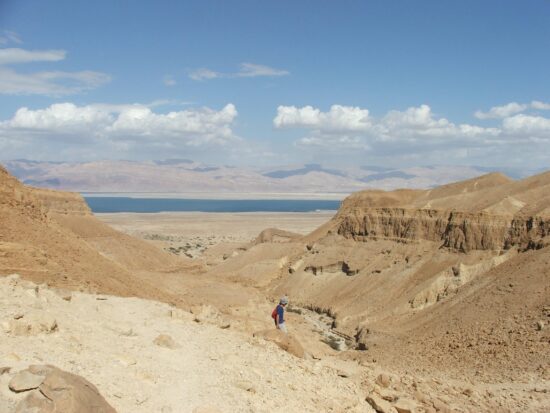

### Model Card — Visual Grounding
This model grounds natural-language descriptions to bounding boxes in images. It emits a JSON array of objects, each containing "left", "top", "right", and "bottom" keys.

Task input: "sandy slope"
[{"left": 0, "top": 275, "right": 371, "bottom": 413}]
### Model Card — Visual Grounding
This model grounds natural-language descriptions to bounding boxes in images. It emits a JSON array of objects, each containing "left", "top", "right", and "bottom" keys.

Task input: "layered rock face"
[
  {"left": 334, "top": 172, "right": 550, "bottom": 252},
  {"left": 336, "top": 207, "right": 549, "bottom": 252}
]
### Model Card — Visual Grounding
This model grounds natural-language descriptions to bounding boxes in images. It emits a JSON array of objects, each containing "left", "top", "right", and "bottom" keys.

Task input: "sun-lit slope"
[
  {"left": 210, "top": 170, "right": 550, "bottom": 378},
  {"left": 0, "top": 165, "right": 188, "bottom": 298},
  {"left": 394, "top": 245, "right": 550, "bottom": 377}
]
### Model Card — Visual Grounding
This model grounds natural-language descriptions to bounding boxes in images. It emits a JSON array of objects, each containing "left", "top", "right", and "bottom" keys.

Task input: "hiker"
[{"left": 272, "top": 296, "right": 289, "bottom": 333}]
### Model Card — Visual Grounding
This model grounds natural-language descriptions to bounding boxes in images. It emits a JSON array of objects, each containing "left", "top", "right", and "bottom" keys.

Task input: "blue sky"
[{"left": 0, "top": 0, "right": 549, "bottom": 168}]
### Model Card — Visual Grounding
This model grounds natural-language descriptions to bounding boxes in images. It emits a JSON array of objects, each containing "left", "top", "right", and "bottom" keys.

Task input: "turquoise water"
[{"left": 84, "top": 197, "right": 341, "bottom": 213}]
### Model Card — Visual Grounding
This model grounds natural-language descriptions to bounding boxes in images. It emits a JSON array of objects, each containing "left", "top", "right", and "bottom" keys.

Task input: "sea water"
[{"left": 84, "top": 197, "right": 341, "bottom": 213}]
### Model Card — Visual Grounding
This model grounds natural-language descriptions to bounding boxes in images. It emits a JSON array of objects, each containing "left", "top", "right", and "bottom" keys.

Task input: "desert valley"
[{"left": 1, "top": 164, "right": 549, "bottom": 412}]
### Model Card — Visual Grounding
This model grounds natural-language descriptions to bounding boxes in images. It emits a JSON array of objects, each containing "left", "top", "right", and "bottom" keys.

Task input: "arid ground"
[{"left": 1, "top": 165, "right": 549, "bottom": 412}]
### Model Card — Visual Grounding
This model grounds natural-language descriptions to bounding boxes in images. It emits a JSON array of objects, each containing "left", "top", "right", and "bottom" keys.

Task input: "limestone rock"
[
  {"left": 13, "top": 365, "right": 116, "bottom": 413},
  {"left": 393, "top": 398, "right": 419, "bottom": 413},
  {"left": 366, "top": 394, "right": 397, "bottom": 413},
  {"left": 154, "top": 334, "right": 179, "bottom": 349},
  {"left": 6, "top": 311, "right": 58, "bottom": 336},
  {"left": 375, "top": 373, "right": 392, "bottom": 388},
  {"left": 9, "top": 370, "right": 45, "bottom": 392},
  {"left": 355, "top": 325, "right": 370, "bottom": 350}
]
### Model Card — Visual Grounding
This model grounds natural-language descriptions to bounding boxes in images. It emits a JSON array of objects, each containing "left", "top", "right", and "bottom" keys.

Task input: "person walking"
[{"left": 272, "top": 296, "right": 289, "bottom": 333}]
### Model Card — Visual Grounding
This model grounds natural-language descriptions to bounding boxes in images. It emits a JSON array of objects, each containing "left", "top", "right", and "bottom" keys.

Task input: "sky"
[{"left": 0, "top": 0, "right": 549, "bottom": 169}]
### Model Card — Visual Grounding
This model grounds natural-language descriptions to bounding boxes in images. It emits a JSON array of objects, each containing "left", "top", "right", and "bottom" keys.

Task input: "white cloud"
[
  {"left": 502, "top": 114, "right": 550, "bottom": 135},
  {"left": 237, "top": 63, "right": 289, "bottom": 78},
  {"left": 0, "top": 48, "right": 65, "bottom": 64},
  {"left": 163, "top": 75, "right": 176, "bottom": 86},
  {"left": 0, "top": 102, "right": 239, "bottom": 147},
  {"left": 0, "top": 30, "right": 23, "bottom": 45},
  {"left": 474, "top": 102, "right": 528, "bottom": 119},
  {"left": 189, "top": 62, "right": 289, "bottom": 81},
  {"left": 474, "top": 100, "right": 550, "bottom": 119},
  {"left": 0, "top": 67, "right": 111, "bottom": 95},
  {"left": 189, "top": 68, "right": 220, "bottom": 81},
  {"left": 0, "top": 47, "right": 110, "bottom": 96},
  {"left": 276, "top": 104, "right": 500, "bottom": 149},
  {"left": 274, "top": 105, "right": 371, "bottom": 132},
  {"left": 531, "top": 100, "right": 550, "bottom": 110}
]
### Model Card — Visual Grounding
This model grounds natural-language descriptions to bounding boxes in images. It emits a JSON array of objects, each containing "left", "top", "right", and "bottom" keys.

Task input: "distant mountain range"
[{"left": 1, "top": 159, "right": 541, "bottom": 198}]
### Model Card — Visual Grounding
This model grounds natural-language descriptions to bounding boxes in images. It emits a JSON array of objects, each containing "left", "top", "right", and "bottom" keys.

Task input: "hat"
[{"left": 280, "top": 296, "right": 289, "bottom": 305}]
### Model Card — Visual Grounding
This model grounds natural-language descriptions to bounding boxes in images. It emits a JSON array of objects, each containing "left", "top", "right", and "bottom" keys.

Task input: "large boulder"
[
  {"left": 253, "top": 329, "right": 306, "bottom": 358},
  {"left": 10, "top": 365, "right": 116, "bottom": 413}
]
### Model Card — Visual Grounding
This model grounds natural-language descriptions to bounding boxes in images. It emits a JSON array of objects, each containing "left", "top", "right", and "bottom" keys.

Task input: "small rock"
[
  {"left": 377, "top": 388, "right": 398, "bottom": 402},
  {"left": 13, "top": 313, "right": 24, "bottom": 320},
  {"left": 9, "top": 370, "right": 46, "bottom": 393},
  {"left": 0, "top": 366, "right": 11, "bottom": 375},
  {"left": 536, "top": 320, "right": 545, "bottom": 331},
  {"left": 462, "top": 387, "right": 474, "bottom": 397},
  {"left": 393, "top": 399, "right": 418, "bottom": 413},
  {"left": 58, "top": 291, "right": 73, "bottom": 302},
  {"left": 375, "top": 373, "right": 392, "bottom": 388},
  {"left": 119, "top": 328, "right": 137, "bottom": 337},
  {"left": 7, "top": 311, "right": 57, "bottom": 336},
  {"left": 154, "top": 334, "right": 179, "bottom": 349},
  {"left": 366, "top": 394, "right": 397, "bottom": 413},
  {"left": 234, "top": 380, "right": 257, "bottom": 393}
]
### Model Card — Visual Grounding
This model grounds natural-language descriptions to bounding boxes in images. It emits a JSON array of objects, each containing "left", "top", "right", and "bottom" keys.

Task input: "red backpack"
[{"left": 271, "top": 306, "right": 279, "bottom": 320}]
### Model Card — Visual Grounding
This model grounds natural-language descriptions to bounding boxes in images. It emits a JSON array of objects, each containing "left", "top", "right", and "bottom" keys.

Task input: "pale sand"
[{"left": 95, "top": 211, "right": 335, "bottom": 243}]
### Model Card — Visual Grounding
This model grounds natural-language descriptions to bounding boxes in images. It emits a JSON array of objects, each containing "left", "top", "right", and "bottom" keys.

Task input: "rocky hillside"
[
  {"left": 0, "top": 165, "right": 189, "bottom": 298},
  {"left": 334, "top": 172, "right": 550, "bottom": 252},
  {"left": 209, "top": 170, "right": 550, "bottom": 385}
]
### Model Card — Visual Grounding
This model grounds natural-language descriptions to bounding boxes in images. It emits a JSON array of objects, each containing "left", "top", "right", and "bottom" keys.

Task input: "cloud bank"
[
  {"left": 273, "top": 102, "right": 550, "bottom": 166},
  {"left": 0, "top": 102, "right": 240, "bottom": 160}
]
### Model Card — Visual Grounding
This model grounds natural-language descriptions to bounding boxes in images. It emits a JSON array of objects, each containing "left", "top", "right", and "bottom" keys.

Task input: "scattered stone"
[
  {"left": 6, "top": 311, "right": 57, "bottom": 336},
  {"left": 366, "top": 394, "right": 397, "bottom": 413},
  {"left": 355, "top": 325, "right": 370, "bottom": 350},
  {"left": 378, "top": 388, "right": 398, "bottom": 402},
  {"left": 462, "top": 387, "right": 474, "bottom": 397},
  {"left": 536, "top": 320, "right": 545, "bottom": 331},
  {"left": 0, "top": 366, "right": 11, "bottom": 375},
  {"left": 9, "top": 370, "right": 46, "bottom": 392},
  {"left": 234, "top": 380, "right": 257, "bottom": 393},
  {"left": 376, "top": 373, "right": 392, "bottom": 388},
  {"left": 13, "top": 312, "right": 24, "bottom": 320},
  {"left": 154, "top": 334, "right": 179, "bottom": 349},
  {"left": 393, "top": 398, "right": 418, "bottom": 413},
  {"left": 119, "top": 327, "right": 137, "bottom": 337},
  {"left": 169, "top": 308, "right": 193, "bottom": 321},
  {"left": 55, "top": 290, "right": 73, "bottom": 302},
  {"left": 192, "top": 304, "right": 220, "bottom": 323}
]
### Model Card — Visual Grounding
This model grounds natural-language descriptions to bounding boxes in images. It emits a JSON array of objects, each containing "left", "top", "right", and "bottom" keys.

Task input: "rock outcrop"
[
  {"left": 334, "top": 172, "right": 550, "bottom": 252},
  {"left": 10, "top": 365, "right": 116, "bottom": 413}
]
